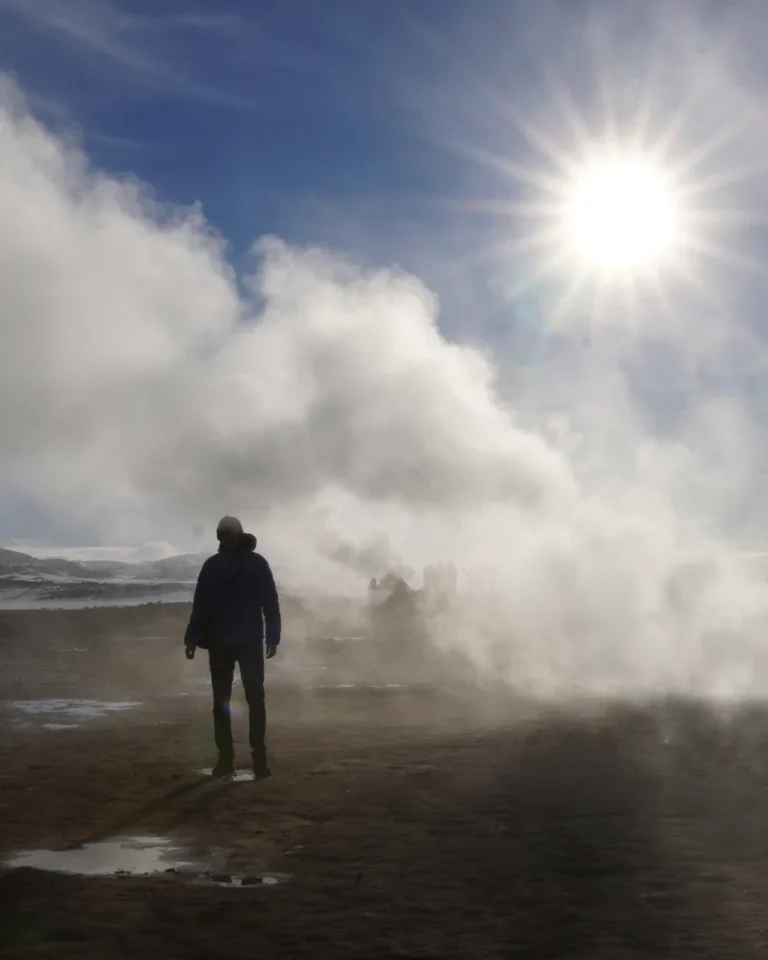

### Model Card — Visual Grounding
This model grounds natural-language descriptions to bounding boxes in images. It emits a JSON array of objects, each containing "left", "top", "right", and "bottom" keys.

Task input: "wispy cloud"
[
  {"left": 19, "top": 86, "right": 140, "bottom": 150},
  {"left": 0, "top": 0, "right": 257, "bottom": 109},
  {"left": 152, "top": 12, "right": 244, "bottom": 32}
]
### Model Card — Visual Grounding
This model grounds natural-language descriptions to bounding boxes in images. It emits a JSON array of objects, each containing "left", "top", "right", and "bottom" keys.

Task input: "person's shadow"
[{"left": 72, "top": 775, "right": 233, "bottom": 848}]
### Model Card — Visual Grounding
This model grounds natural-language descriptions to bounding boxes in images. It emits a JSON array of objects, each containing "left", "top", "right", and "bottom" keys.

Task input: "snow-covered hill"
[{"left": 0, "top": 546, "right": 203, "bottom": 608}]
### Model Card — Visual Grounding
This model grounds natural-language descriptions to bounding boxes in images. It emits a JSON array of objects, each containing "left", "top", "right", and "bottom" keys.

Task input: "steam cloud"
[{"left": 2, "top": 76, "right": 768, "bottom": 699}]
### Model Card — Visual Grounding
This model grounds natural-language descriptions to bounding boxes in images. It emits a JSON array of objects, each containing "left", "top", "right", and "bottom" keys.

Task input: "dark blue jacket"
[{"left": 184, "top": 536, "right": 281, "bottom": 650}]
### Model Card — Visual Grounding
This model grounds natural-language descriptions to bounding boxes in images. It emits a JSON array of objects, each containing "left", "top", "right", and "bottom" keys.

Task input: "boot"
[
  {"left": 211, "top": 755, "right": 235, "bottom": 780},
  {"left": 251, "top": 749, "right": 271, "bottom": 781}
]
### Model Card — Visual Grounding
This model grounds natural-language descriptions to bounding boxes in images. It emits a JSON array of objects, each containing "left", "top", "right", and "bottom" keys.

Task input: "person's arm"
[
  {"left": 259, "top": 557, "right": 281, "bottom": 657},
  {"left": 184, "top": 559, "right": 213, "bottom": 650}
]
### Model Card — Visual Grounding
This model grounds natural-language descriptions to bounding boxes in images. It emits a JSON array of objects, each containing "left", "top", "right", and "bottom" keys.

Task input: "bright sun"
[
  {"left": 467, "top": 86, "right": 740, "bottom": 328},
  {"left": 565, "top": 157, "right": 679, "bottom": 273}
]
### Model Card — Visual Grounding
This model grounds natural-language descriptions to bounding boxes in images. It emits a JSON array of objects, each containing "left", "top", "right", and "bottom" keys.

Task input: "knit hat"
[{"left": 216, "top": 515, "right": 243, "bottom": 538}]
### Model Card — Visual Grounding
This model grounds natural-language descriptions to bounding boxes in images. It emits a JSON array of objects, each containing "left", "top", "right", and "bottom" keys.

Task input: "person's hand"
[
  {"left": 185, "top": 645, "right": 196, "bottom": 660},
  {"left": 266, "top": 643, "right": 277, "bottom": 660}
]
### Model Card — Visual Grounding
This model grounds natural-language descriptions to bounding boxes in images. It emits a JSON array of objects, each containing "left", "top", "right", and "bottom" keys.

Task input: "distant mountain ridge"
[
  {"left": 0, "top": 546, "right": 205, "bottom": 582},
  {"left": 0, "top": 544, "right": 367, "bottom": 610},
  {"left": 0, "top": 546, "right": 208, "bottom": 608}
]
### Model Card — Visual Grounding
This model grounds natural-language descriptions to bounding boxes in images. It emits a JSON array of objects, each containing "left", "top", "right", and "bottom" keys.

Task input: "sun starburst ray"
[{"left": 467, "top": 68, "right": 750, "bottom": 331}]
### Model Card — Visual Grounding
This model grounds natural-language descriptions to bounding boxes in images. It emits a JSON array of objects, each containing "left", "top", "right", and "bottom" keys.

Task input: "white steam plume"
[{"left": 2, "top": 76, "right": 768, "bottom": 699}]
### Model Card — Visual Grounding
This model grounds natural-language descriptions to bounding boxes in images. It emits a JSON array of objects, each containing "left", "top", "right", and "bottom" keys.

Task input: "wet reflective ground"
[
  {"left": 6, "top": 699, "right": 140, "bottom": 731},
  {"left": 4, "top": 837, "right": 200, "bottom": 876},
  {"left": 5, "top": 606, "right": 768, "bottom": 957},
  {"left": 3, "top": 836, "right": 291, "bottom": 889}
]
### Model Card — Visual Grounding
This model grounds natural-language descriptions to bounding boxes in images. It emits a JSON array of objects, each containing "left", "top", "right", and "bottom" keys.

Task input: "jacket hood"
[{"left": 218, "top": 532, "right": 257, "bottom": 554}]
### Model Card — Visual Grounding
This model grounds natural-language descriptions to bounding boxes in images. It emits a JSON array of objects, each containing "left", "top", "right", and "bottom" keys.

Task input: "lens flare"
[{"left": 455, "top": 74, "right": 746, "bottom": 329}]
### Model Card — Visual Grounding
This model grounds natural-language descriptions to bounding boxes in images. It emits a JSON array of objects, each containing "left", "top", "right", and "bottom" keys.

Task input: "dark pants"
[{"left": 209, "top": 644, "right": 266, "bottom": 765}]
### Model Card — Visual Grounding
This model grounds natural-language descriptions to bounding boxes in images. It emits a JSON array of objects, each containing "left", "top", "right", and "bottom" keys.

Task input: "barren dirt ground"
[{"left": 3, "top": 606, "right": 768, "bottom": 958}]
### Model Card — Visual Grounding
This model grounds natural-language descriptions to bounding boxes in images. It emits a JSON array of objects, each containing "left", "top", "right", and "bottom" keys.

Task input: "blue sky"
[
  {"left": 0, "top": 0, "right": 694, "bottom": 336},
  {"left": 2, "top": 0, "right": 768, "bottom": 549},
  {"left": 0, "top": 1, "right": 483, "bottom": 288},
  {"left": 0, "top": 0, "right": 755, "bottom": 333}
]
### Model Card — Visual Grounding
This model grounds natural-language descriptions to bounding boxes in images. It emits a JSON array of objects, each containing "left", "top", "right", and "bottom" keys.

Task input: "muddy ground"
[{"left": 3, "top": 606, "right": 768, "bottom": 957}]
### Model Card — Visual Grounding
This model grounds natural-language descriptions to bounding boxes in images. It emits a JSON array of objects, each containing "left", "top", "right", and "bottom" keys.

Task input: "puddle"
[
  {"left": 309, "top": 683, "right": 408, "bottom": 690},
  {"left": 317, "top": 636, "right": 366, "bottom": 644},
  {"left": 3, "top": 837, "right": 290, "bottom": 890},
  {"left": 7, "top": 700, "right": 140, "bottom": 724},
  {"left": 199, "top": 769, "right": 259, "bottom": 782},
  {"left": 3, "top": 837, "right": 201, "bottom": 877},
  {"left": 193, "top": 872, "right": 290, "bottom": 888}
]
